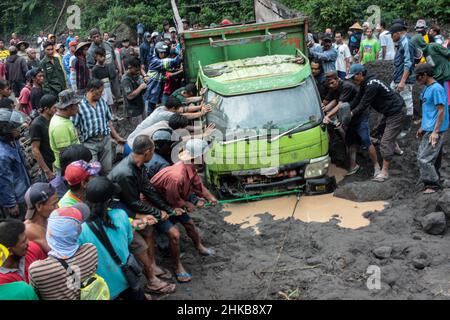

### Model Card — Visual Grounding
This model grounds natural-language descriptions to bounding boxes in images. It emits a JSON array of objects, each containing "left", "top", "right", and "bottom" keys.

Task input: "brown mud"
[{"left": 158, "top": 123, "right": 450, "bottom": 299}]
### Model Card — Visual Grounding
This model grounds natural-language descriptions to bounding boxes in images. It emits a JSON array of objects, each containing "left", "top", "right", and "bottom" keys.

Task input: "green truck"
[{"left": 181, "top": 13, "right": 335, "bottom": 199}]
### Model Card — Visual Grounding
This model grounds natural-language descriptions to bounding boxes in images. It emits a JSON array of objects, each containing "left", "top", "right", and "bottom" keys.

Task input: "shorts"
[
  {"left": 156, "top": 213, "right": 192, "bottom": 234},
  {"left": 346, "top": 119, "right": 372, "bottom": 149},
  {"left": 129, "top": 225, "right": 154, "bottom": 255},
  {"left": 380, "top": 110, "right": 405, "bottom": 161}
]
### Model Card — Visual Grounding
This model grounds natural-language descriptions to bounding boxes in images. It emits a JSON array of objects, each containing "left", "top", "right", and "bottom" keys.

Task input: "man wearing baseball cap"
[
  {"left": 309, "top": 35, "right": 337, "bottom": 73},
  {"left": 140, "top": 32, "right": 154, "bottom": 74},
  {"left": 24, "top": 183, "right": 58, "bottom": 253},
  {"left": 389, "top": 21, "right": 416, "bottom": 137},
  {"left": 58, "top": 160, "right": 101, "bottom": 208},
  {"left": 48, "top": 89, "right": 81, "bottom": 171},
  {"left": 347, "top": 64, "right": 406, "bottom": 182}
]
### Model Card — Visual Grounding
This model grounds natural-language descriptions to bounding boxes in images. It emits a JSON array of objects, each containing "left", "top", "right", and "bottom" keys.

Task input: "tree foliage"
[
  {"left": 0, "top": 0, "right": 448, "bottom": 41},
  {"left": 280, "top": 0, "right": 450, "bottom": 32}
]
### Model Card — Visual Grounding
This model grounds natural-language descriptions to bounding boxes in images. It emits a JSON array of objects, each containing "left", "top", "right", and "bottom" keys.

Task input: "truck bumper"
[{"left": 209, "top": 155, "right": 337, "bottom": 198}]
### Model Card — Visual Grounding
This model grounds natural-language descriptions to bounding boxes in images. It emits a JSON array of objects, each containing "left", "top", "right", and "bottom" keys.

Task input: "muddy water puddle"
[{"left": 223, "top": 165, "right": 387, "bottom": 233}]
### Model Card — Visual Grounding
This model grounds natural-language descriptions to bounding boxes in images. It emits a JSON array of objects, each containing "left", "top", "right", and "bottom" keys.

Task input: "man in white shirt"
[
  {"left": 37, "top": 31, "right": 47, "bottom": 53},
  {"left": 377, "top": 21, "right": 395, "bottom": 61},
  {"left": 333, "top": 32, "right": 351, "bottom": 80}
]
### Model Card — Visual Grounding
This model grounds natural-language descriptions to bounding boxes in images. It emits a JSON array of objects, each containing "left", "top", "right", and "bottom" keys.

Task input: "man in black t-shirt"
[
  {"left": 30, "top": 69, "right": 44, "bottom": 112},
  {"left": 29, "top": 94, "right": 57, "bottom": 182},
  {"left": 322, "top": 71, "right": 362, "bottom": 172},
  {"left": 347, "top": 64, "right": 406, "bottom": 181},
  {"left": 121, "top": 57, "right": 147, "bottom": 129}
]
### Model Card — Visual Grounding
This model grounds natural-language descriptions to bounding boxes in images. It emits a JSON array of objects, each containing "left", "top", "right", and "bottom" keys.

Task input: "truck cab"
[{"left": 182, "top": 17, "right": 334, "bottom": 198}]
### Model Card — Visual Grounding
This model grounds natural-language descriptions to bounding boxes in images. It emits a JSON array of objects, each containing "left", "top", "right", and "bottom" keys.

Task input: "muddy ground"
[
  {"left": 156, "top": 124, "right": 450, "bottom": 301},
  {"left": 151, "top": 63, "right": 450, "bottom": 300}
]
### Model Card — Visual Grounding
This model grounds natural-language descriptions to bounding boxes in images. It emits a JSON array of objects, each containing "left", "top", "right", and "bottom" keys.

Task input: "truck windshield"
[{"left": 206, "top": 76, "right": 322, "bottom": 138}]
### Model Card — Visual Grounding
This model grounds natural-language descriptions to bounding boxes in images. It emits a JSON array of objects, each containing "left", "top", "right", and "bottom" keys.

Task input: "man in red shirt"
[
  {"left": 0, "top": 219, "right": 46, "bottom": 284},
  {"left": 151, "top": 139, "right": 217, "bottom": 283},
  {"left": 0, "top": 61, "right": 5, "bottom": 81},
  {"left": 18, "top": 69, "right": 36, "bottom": 115}
]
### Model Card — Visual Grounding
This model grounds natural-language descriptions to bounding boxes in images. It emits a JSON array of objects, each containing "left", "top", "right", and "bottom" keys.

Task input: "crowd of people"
[
  {"left": 310, "top": 19, "right": 449, "bottom": 188},
  {"left": 0, "top": 19, "right": 219, "bottom": 300},
  {"left": 0, "top": 16, "right": 448, "bottom": 300}
]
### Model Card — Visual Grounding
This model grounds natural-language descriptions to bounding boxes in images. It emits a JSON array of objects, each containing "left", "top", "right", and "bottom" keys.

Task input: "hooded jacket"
[
  {"left": 351, "top": 73, "right": 405, "bottom": 118},
  {"left": 0, "top": 138, "right": 31, "bottom": 207},
  {"left": 139, "top": 32, "right": 153, "bottom": 72},
  {"left": 411, "top": 34, "right": 450, "bottom": 83},
  {"left": 5, "top": 54, "right": 28, "bottom": 83},
  {"left": 108, "top": 154, "right": 174, "bottom": 219},
  {"left": 145, "top": 54, "right": 182, "bottom": 104}
]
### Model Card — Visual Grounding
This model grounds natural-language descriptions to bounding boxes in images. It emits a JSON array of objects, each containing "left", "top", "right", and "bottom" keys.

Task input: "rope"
[{"left": 262, "top": 189, "right": 302, "bottom": 300}]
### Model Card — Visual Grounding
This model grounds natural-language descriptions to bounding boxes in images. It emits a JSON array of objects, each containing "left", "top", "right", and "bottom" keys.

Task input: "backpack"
[{"left": 54, "top": 256, "right": 110, "bottom": 300}]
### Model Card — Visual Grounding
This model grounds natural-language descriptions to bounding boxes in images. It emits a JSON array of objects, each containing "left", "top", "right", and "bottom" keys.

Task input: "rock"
[
  {"left": 334, "top": 178, "right": 409, "bottom": 202},
  {"left": 373, "top": 246, "right": 392, "bottom": 259},
  {"left": 437, "top": 190, "right": 450, "bottom": 218},
  {"left": 412, "top": 252, "right": 430, "bottom": 270},
  {"left": 412, "top": 234, "right": 422, "bottom": 240},
  {"left": 114, "top": 23, "right": 138, "bottom": 44},
  {"left": 421, "top": 212, "right": 447, "bottom": 235},
  {"left": 306, "top": 257, "right": 322, "bottom": 265}
]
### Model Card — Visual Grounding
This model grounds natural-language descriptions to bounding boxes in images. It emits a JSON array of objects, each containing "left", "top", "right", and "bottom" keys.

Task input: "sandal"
[
  {"left": 155, "top": 268, "right": 173, "bottom": 280},
  {"left": 423, "top": 188, "right": 437, "bottom": 194},
  {"left": 346, "top": 165, "right": 360, "bottom": 176},
  {"left": 394, "top": 148, "right": 404, "bottom": 156},
  {"left": 372, "top": 173, "right": 389, "bottom": 182},
  {"left": 199, "top": 248, "right": 215, "bottom": 257},
  {"left": 145, "top": 279, "right": 176, "bottom": 294},
  {"left": 176, "top": 272, "right": 192, "bottom": 283}
]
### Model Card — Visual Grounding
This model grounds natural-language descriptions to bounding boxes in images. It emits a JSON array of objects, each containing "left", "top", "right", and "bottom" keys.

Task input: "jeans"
[
  {"left": 83, "top": 135, "right": 113, "bottom": 175},
  {"left": 161, "top": 94, "right": 170, "bottom": 105},
  {"left": 0, "top": 203, "right": 27, "bottom": 220},
  {"left": 417, "top": 132, "right": 445, "bottom": 188}
]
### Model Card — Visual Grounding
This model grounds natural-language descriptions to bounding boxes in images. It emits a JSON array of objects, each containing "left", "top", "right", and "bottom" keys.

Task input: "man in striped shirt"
[{"left": 72, "top": 79, "right": 126, "bottom": 174}]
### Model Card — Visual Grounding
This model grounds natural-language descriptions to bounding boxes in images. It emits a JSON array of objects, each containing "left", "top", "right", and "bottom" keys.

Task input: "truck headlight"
[{"left": 304, "top": 156, "right": 330, "bottom": 179}]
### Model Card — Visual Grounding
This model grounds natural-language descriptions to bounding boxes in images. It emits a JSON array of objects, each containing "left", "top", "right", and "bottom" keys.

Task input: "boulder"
[
  {"left": 436, "top": 190, "right": 450, "bottom": 218},
  {"left": 114, "top": 23, "right": 138, "bottom": 44},
  {"left": 421, "top": 212, "right": 447, "bottom": 235},
  {"left": 412, "top": 252, "right": 430, "bottom": 270},
  {"left": 373, "top": 246, "right": 392, "bottom": 259}
]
